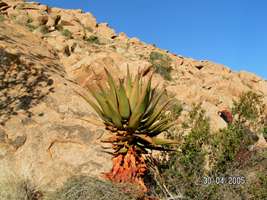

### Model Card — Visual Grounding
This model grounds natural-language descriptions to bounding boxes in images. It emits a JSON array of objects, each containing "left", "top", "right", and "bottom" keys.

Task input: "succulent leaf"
[
  {"left": 133, "top": 134, "right": 153, "bottom": 144},
  {"left": 104, "top": 67, "right": 119, "bottom": 112},
  {"left": 105, "top": 100, "right": 123, "bottom": 128},
  {"left": 74, "top": 91, "right": 110, "bottom": 123},
  {"left": 143, "top": 88, "right": 166, "bottom": 119},
  {"left": 147, "top": 118, "right": 170, "bottom": 132},
  {"left": 129, "top": 73, "right": 140, "bottom": 112},
  {"left": 143, "top": 99, "right": 172, "bottom": 129},
  {"left": 117, "top": 79, "right": 131, "bottom": 119},
  {"left": 151, "top": 137, "right": 179, "bottom": 145},
  {"left": 88, "top": 87, "right": 114, "bottom": 119},
  {"left": 126, "top": 66, "right": 133, "bottom": 97},
  {"left": 128, "top": 112, "right": 143, "bottom": 130},
  {"left": 148, "top": 122, "right": 176, "bottom": 137},
  {"left": 143, "top": 74, "right": 152, "bottom": 109}
]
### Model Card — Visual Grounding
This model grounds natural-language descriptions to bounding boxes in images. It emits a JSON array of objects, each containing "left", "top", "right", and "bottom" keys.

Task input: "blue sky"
[{"left": 34, "top": 0, "right": 267, "bottom": 79}]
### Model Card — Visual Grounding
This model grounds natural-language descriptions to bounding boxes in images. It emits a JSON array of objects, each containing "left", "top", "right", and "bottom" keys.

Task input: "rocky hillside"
[{"left": 0, "top": 0, "right": 266, "bottom": 192}]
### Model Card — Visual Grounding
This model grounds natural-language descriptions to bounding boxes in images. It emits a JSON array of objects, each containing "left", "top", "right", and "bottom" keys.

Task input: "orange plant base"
[{"left": 104, "top": 147, "right": 148, "bottom": 192}]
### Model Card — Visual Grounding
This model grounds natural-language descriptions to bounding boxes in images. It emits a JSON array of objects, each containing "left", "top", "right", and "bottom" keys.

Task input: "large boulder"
[{"left": 0, "top": 19, "right": 111, "bottom": 191}]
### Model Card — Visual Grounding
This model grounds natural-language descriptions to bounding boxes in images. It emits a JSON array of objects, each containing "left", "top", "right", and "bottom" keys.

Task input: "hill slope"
[{"left": 0, "top": 0, "right": 266, "bottom": 192}]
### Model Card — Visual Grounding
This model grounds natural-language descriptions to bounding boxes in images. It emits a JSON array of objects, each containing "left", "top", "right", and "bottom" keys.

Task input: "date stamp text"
[{"left": 200, "top": 176, "right": 246, "bottom": 185}]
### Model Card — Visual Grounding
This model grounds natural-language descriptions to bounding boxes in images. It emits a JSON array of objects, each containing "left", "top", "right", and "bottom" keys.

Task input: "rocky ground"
[{"left": 0, "top": 0, "right": 266, "bottom": 192}]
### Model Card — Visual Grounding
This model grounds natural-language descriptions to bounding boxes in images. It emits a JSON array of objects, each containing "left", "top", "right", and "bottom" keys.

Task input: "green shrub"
[
  {"left": 149, "top": 51, "right": 172, "bottom": 80},
  {"left": 45, "top": 176, "right": 141, "bottom": 200},
  {"left": 247, "top": 171, "right": 267, "bottom": 199},
  {"left": 152, "top": 104, "right": 211, "bottom": 199},
  {"left": 179, "top": 105, "right": 210, "bottom": 175},
  {"left": 61, "top": 29, "right": 72, "bottom": 38},
  {"left": 211, "top": 91, "right": 264, "bottom": 174},
  {"left": 210, "top": 91, "right": 264, "bottom": 173},
  {"left": 39, "top": 25, "right": 49, "bottom": 34},
  {"left": 212, "top": 125, "right": 255, "bottom": 173},
  {"left": 27, "top": 17, "right": 33, "bottom": 24},
  {"left": 85, "top": 35, "right": 100, "bottom": 44},
  {"left": 149, "top": 92, "right": 266, "bottom": 199},
  {"left": 232, "top": 91, "right": 265, "bottom": 130}
]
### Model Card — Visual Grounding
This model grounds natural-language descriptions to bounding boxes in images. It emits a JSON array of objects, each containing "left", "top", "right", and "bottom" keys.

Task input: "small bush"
[
  {"left": 149, "top": 51, "right": 172, "bottom": 80},
  {"left": 38, "top": 25, "right": 49, "bottom": 34},
  {"left": 153, "top": 104, "right": 211, "bottom": 199},
  {"left": 211, "top": 91, "right": 265, "bottom": 174},
  {"left": 212, "top": 92, "right": 263, "bottom": 175},
  {"left": 85, "top": 35, "right": 100, "bottom": 44},
  {"left": 232, "top": 91, "right": 265, "bottom": 131},
  {"left": 212, "top": 125, "right": 257, "bottom": 174},
  {"left": 247, "top": 171, "right": 267, "bottom": 200},
  {"left": 150, "top": 92, "right": 266, "bottom": 199},
  {"left": 61, "top": 29, "right": 72, "bottom": 38},
  {"left": 45, "top": 176, "right": 141, "bottom": 200},
  {"left": 27, "top": 17, "right": 33, "bottom": 24}
]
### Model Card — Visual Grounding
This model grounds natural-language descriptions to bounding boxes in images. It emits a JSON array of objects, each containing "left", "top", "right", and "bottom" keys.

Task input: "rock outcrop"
[{"left": 0, "top": 0, "right": 266, "bottom": 191}]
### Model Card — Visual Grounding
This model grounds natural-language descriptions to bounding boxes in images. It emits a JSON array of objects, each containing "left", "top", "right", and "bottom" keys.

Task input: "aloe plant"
[{"left": 78, "top": 67, "right": 178, "bottom": 191}]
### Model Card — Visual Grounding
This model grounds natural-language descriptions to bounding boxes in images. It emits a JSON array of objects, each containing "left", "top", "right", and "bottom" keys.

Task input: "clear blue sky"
[{"left": 34, "top": 0, "right": 267, "bottom": 79}]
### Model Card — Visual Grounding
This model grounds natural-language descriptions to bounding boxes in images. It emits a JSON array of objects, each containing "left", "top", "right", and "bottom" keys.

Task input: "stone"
[
  {"left": 0, "top": 0, "right": 266, "bottom": 193},
  {"left": 77, "top": 12, "right": 97, "bottom": 29},
  {"left": 9, "top": 135, "right": 27, "bottom": 150},
  {"left": 96, "top": 23, "right": 116, "bottom": 38},
  {"left": 14, "top": 14, "right": 29, "bottom": 25},
  {"left": 37, "top": 15, "right": 48, "bottom": 25},
  {"left": 116, "top": 32, "right": 129, "bottom": 43},
  {"left": 46, "top": 14, "right": 61, "bottom": 27}
]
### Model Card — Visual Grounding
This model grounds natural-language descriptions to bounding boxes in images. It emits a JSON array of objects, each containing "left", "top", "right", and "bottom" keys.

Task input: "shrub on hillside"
[
  {"left": 148, "top": 91, "right": 266, "bottom": 199},
  {"left": 232, "top": 91, "right": 265, "bottom": 131},
  {"left": 152, "top": 104, "right": 211, "bottom": 199},
  {"left": 61, "top": 29, "right": 73, "bottom": 38},
  {"left": 149, "top": 51, "right": 172, "bottom": 81},
  {"left": 85, "top": 35, "right": 100, "bottom": 44}
]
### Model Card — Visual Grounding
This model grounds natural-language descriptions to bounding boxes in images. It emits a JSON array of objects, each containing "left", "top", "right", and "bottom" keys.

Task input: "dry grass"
[{"left": 45, "top": 175, "right": 142, "bottom": 200}]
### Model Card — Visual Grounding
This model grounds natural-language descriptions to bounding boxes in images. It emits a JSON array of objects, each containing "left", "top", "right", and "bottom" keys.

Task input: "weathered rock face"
[
  {"left": 0, "top": 0, "right": 266, "bottom": 191},
  {"left": 0, "top": 19, "right": 111, "bottom": 191}
]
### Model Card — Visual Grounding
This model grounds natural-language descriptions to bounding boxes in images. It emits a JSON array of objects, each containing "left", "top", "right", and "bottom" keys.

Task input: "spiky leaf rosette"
[{"left": 79, "top": 67, "right": 178, "bottom": 155}]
